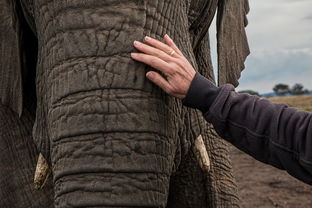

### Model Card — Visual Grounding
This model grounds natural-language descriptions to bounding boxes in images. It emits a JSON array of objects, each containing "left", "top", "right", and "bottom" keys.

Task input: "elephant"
[{"left": 0, "top": 0, "right": 249, "bottom": 207}]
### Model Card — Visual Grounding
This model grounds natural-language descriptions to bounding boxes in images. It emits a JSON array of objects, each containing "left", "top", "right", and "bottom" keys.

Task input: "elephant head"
[{"left": 0, "top": 0, "right": 249, "bottom": 207}]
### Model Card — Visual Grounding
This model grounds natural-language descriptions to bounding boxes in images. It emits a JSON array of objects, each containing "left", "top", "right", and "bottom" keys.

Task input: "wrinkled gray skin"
[{"left": 0, "top": 0, "right": 249, "bottom": 207}]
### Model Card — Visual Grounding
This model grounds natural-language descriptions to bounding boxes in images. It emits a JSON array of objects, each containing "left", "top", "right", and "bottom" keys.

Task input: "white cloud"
[
  {"left": 237, "top": 0, "right": 312, "bottom": 93},
  {"left": 208, "top": 0, "right": 312, "bottom": 94},
  {"left": 246, "top": 0, "right": 312, "bottom": 50},
  {"left": 237, "top": 48, "right": 312, "bottom": 93}
]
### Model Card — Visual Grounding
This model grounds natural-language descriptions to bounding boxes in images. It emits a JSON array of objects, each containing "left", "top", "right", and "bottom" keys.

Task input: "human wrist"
[{"left": 182, "top": 72, "right": 221, "bottom": 112}]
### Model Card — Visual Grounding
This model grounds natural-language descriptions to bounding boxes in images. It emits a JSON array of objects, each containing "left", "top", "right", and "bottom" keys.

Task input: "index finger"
[{"left": 130, "top": 53, "right": 173, "bottom": 75}]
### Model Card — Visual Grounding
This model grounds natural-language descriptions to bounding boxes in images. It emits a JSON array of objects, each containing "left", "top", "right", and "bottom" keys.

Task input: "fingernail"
[
  {"left": 145, "top": 36, "right": 151, "bottom": 41},
  {"left": 133, "top": 40, "right": 140, "bottom": 46},
  {"left": 130, "top": 53, "right": 137, "bottom": 57},
  {"left": 165, "top": 34, "right": 170, "bottom": 39},
  {"left": 146, "top": 72, "right": 153, "bottom": 78}
]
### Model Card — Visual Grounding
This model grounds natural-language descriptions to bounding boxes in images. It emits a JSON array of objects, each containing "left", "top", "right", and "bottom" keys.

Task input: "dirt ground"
[{"left": 230, "top": 146, "right": 312, "bottom": 208}]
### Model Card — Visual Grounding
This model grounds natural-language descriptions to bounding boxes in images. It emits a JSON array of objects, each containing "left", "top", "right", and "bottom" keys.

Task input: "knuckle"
[
  {"left": 171, "top": 87, "right": 179, "bottom": 94},
  {"left": 170, "top": 84, "right": 180, "bottom": 94},
  {"left": 176, "top": 59, "right": 187, "bottom": 69},
  {"left": 161, "top": 51, "right": 170, "bottom": 59},
  {"left": 150, "top": 58, "right": 158, "bottom": 66},
  {"left": 178, "top": 57, "right": 187, "bottom": 65},
  {"left": 166, "top": 87, "right": 174, "bottom": 94},
  {"left": 168, "top": 40, "right": 174, "bottom": 46},
  {"left": 169, "top": 62, "right": 179, "bottom": 71},
  {"left": 136, "top": 53, "right": 145, "bottom": 60}
]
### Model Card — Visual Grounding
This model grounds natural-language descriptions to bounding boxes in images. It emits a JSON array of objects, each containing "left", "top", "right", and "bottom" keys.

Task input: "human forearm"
[
  {"left": 183, "top": 73, "right": 312, "bottom": 184},
  {"left": 130, "top": 35, "right": 312, "bottom": 184}
]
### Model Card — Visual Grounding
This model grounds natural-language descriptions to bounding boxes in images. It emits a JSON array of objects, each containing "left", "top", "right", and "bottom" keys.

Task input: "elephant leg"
[
  {"left": 166, "top": 20, "right": 240, "bottom": 207},
  {"left": 203, "top": 124, "right": 240, "bottom": 207},
  {"left": 167, "top": 141, "right": 213, "bottom": 208},
  {"left": 0, "top": 103, "right": 54, "bottom": 208},
  {"left": 167, "top": 111, "right": 240, "bottom": 208}
]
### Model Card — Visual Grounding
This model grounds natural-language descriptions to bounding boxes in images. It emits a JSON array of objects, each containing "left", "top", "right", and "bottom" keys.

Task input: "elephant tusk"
[
  {"left": 193, "top": 135, "right": 211, "bottom": 172},
  {"left": 34, "top": 153, "right": 51, "bottom": 190}
]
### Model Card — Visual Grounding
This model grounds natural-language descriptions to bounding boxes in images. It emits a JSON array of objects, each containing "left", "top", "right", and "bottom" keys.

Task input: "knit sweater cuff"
[{"left": 182, "top": 72, "right": 221, "bottom": 113}]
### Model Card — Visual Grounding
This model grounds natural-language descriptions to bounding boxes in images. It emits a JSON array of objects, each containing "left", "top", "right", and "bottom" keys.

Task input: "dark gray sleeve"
[{"left": 183, "top": 73, "right": 312, "bottom": 185}]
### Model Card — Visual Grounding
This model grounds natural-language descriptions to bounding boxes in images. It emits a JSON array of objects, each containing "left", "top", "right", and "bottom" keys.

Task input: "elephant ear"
[
  {"left": 217, "top": 0, "right": 250, "bottom": 86},
  {"left": 0, "top": 0, "right": 24, "bottom": 116},
  {"left": 0, "top": 0, "right": 37, "bottom": 117}
]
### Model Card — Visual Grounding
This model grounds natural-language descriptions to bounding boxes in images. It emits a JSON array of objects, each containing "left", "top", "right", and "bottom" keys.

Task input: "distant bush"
[
  {"left": 273, "top": 84, "right": 290, "bottom": 96},
  {"left": 272, "top": 83, "right": 309, "bottom": 96},
  {"left": 290, "top": 83, "right": 309, "bottom": 95}
]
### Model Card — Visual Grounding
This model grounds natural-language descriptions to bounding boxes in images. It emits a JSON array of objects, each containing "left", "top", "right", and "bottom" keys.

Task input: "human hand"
[{"left": 130, "top": 34, "right": 196, "bottom": 99}]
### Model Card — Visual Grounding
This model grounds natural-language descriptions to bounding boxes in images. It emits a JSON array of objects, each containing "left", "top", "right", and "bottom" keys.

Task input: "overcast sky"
[{"left": 211, "top": 0, "right": 312, "bottom": 94}]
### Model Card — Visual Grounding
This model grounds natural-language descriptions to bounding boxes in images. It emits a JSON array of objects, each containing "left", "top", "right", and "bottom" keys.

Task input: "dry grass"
[{"left": 267, "top": 94, "right": 312, "bottom": 112}]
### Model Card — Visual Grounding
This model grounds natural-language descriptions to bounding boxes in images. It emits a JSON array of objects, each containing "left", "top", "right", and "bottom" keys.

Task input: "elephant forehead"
[
  {"left": 34, "top": 0, "right": 191, "bottom": 52},
  {"left": 34, "top": 0, "right": 196, "bottom": 101}
]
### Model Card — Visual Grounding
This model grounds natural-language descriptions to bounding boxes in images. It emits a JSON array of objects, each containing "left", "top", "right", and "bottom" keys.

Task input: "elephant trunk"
[
  {"left": 43, "top": 35, "right": 179, "bottom": 207},
  {"left": 52, "top": 132, "right": 172, "bottom": 207},
  {"left": 45, "top": 62, "right": 178, "bottom": 207},
  {"left": 32, "top": 1, "right": 186, "bottom": 207}
]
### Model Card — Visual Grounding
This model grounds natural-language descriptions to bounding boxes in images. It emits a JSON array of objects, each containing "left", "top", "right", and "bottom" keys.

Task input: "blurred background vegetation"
[{"left": 238, "top": 83, "right": 312, "bottom": 113}]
